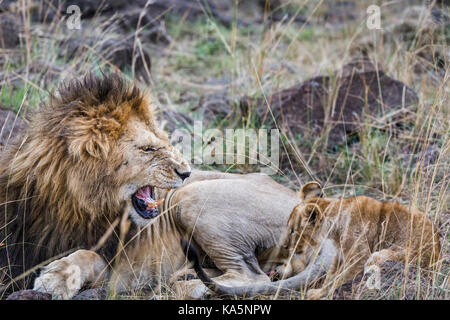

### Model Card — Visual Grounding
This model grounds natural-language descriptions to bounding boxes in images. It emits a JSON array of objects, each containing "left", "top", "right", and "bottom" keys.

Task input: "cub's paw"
[{"left": 33, "top": 259, "right": 82, "bottom": 299}]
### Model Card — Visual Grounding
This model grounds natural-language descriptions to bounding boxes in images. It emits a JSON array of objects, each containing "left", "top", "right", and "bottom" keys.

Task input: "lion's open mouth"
[{"left": 132, "top": 186, "right": 163, "bottom": 219}]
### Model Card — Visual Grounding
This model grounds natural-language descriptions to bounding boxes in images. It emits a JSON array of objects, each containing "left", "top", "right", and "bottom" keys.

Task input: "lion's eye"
[{"left": 141, "top": 146, "right": 157, "bottom": 152}]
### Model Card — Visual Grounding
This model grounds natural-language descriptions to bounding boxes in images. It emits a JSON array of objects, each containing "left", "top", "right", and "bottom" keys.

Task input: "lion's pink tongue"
[{"left": 136, "top": 186, "right": 153, "bottom": 202}]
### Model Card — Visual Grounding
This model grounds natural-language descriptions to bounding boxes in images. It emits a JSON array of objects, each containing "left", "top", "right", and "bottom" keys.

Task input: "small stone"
[
  {"left": 72, "top": 288, "right": 108, "bottom": 300},
  {"left": 6, "top": 290, "right": 52, "bottom": 300}
]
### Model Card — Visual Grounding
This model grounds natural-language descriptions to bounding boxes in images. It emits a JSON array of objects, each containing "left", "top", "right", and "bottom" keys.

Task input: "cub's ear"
[
  {"left": 302, "top": 204, "right": 323, "bottom": 225},
  {"left": 299, "top": 181, "right": 323, "bottom": 201}
]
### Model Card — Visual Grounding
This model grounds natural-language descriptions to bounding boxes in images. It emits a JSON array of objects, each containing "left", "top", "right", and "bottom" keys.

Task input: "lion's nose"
[{"left": 175, "top": 169, "right": 191, "bottom": 181}]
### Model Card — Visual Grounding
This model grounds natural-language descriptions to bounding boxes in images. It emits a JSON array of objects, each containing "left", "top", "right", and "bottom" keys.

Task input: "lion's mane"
[{"left": 0, "top": 74, "right": 149, "bottom": 288}]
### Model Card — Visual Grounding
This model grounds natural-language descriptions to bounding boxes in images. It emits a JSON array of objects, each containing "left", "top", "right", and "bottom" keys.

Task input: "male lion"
[
  {"left": 0, "top": 74, "right": 191, "bottom": 297},
  {"left": 0, "top": 74, "right": 333, "bottom": 299}
]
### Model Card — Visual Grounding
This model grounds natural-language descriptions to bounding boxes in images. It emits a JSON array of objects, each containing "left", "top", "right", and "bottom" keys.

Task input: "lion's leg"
[{"left": 33, "top": 250, "right": 108, "bottom": 299}]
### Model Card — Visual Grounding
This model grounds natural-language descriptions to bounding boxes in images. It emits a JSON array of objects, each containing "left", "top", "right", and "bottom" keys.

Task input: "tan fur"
[{"left": 280, "top": 182, "right": 441, "bottom": 299}]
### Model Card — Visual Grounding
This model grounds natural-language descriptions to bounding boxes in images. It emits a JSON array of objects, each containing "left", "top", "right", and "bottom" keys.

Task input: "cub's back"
[
  {"left": 337, "top": 196, "right": 440, "bottom": 266},
  {"left": 379, "top": 201, "right": 440, "bottom": 264}
]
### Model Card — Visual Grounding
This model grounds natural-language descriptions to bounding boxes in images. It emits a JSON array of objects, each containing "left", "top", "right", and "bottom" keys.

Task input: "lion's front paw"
[
  {"left": 33, "top": 260, "right": 82, "bottom": 299},
  {"left": 306, "top": 288, "right": 325, "bottom": 300}
]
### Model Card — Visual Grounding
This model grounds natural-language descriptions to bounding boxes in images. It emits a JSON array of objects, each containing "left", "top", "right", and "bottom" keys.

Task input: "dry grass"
[{"left": 0, "top": 0, "right": 448, "bottom": 299}]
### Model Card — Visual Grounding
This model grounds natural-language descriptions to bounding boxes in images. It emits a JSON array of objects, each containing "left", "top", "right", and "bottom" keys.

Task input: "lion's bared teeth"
[
  {"left": 134, "top": 186, "right": 164, "bottom": 212},
  {"left": 145, "top": 199, "right": 163, "bottom": 209}
]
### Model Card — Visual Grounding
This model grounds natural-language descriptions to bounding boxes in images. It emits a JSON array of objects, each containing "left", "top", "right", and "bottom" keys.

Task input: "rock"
[
  {"left": 427, "top": 0, "right": 450, "bottom": 7},
  {"left": 355, "top": 6, "right": 449, "bottom": 75},
  {"left": 31, "top": 0, "right": 242, "bottom": 28},
  {"left": 6, "top": 290, "right": 52, "bottom": 300},
  {"left": 391, "top": 6, "right": 450, "bottom": 74},
  {"left": 261, "top": 0, "right": 307, "bottom": 26},
  {"left": 59, "top": 36, "right": 152, "bottom": 82},
  {"left": 241, "top": 59, "right": 418, "bottom": 148},
  {"left": 1, "top": 60, "right": 73, "bottom": 87},
  {"left": 323, "top": 1, "right": 358, "bottom": 26},
  {"left": 101, "top": 38, "right": 152, "bottom": 82},
  {"left": 31, "top": 0, "right": 127, "bottom": 22},
  {"left": 187, "top": 77, "right": 233, "bottom": 124},
  {"left": 388, "top": 6, "right": 449, "bottom": 43},
  {"left": 0, "top": 61, "right": 74, "bottom": 96},
  {"left": 159, "top": 109, "right": 193, "bottom": 134},
  {"left": 0, "top": 13, "right": 20, "bottom": 48},
  {"left": 196, "top": 91, "right": 231, "bottom": 123},
  {"left": 114, "top": 6, "right": 172, "bottom": 44},
  {"left": 0, "top": 108, "right": 27, "bottom": 149},
  {"left": 72, "top": 288, "right": 107, "bottom": 300},
  {"left": 0, "top": 0, "right": 17, "bottom": 13},
  {"left": 332, "top": 274, "right": 365, "bottom": 300},
  {"left": 401, "top": 142, "right": 441, "bottom": 169},
  {"left": 120, "top": 0, "right": 242, "bottom": 28}
]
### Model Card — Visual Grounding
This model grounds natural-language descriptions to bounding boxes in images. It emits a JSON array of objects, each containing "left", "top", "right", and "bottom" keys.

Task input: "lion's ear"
[
  {"left": 299, "top": 181, "right": 323, "bottom": 201},
  {"left": 302, "top": 204, "right": 323, "bottom": 226},
  {"left": 67, "top": 119, "right": 111, "bottom": 160}
]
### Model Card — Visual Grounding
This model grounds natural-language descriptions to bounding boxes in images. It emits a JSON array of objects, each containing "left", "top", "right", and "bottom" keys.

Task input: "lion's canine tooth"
[{"left": 146, "top": 199, "right": 164, "bottom": 209}]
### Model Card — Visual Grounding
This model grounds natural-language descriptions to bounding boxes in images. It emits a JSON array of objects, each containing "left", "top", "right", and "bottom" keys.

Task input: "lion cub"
[{"left": 280, "top": 182, "right": 441, "bottom": 300}]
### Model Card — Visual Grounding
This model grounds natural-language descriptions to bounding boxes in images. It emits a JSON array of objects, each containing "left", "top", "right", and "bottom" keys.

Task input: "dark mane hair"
[
  {"left": 0, "top": 73, "right": 143, "bottom": 293},
  {"left": 56, "top": 73, "right": 144, "bottom": 109}
]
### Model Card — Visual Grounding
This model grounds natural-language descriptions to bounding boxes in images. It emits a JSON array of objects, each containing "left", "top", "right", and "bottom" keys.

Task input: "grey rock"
[
  {"left": 6, "top": 290, "right": 52, "bottom": 300},
  {"left": 0, "top": 13, "right": 20, "bottom": 48},
  {"left": 72, "top": 288, "right": 108, "bottom": 300}
]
